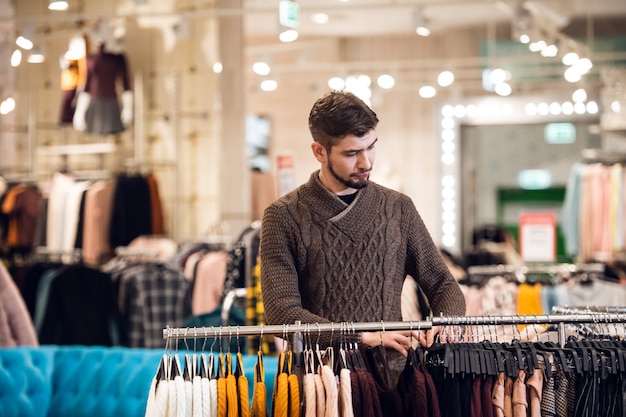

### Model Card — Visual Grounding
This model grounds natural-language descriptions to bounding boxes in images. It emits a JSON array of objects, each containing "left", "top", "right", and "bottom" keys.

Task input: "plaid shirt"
[{"left": 123, "top": 262, "right": 192, "bottom": 348}]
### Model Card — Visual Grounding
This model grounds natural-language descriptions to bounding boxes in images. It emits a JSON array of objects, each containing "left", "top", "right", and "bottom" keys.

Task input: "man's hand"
[{"left": 360, "top": 330, "right": 422, "bottom": 356}]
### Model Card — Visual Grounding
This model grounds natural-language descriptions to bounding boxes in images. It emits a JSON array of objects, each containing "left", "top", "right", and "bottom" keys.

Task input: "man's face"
[{"left": 316, "top": 129, "right": 377, "bottom": 194}]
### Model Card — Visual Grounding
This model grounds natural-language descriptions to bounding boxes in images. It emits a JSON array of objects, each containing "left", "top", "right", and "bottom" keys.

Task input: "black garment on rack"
[
  {"left": 108, "top": 174, "right": 153, "bottom": 248},
  {"left": 36, "top": 263, "right": 119, "bottom": 346}
]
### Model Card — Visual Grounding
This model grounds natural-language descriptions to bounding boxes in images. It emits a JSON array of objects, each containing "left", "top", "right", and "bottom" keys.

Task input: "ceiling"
[
  {"left": 240, "top": 0, "right": 626, "bottom": 95},
  {"left": 243, "top": 0, "right": 626, "bottom": 38}
]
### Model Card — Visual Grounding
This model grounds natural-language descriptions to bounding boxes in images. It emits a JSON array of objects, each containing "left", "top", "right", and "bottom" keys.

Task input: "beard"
[{"left": 328, "top": 160, "right": 371, "bottom": 190}]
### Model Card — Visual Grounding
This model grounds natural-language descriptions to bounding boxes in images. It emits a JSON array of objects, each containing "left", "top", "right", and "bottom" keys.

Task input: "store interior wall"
[{"left": 2, "top": 1, "right": 626, "bottom": 257}]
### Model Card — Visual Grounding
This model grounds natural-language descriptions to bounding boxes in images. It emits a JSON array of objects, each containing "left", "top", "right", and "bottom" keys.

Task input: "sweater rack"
[{"left": 163, "top": 312, "right": 626, "bottom": 348}]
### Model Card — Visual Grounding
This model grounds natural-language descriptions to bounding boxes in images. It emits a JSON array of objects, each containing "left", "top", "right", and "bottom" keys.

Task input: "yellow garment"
[
  {"left": 247, "top": 256, "right": 273, "bottom": 355},
  {"left": 272, "top": 351, "right": 289, "bottom": 417},
  {"left": 61, "top": 59, "right": 80, "bottom": 90},
  {"left": 236, "top": 352, "right": 250, "bottom": 417},
  {"left": 251, "top": 351, "right": 267, "bottom": 417},
  {"left": 217, "top": 377, "right": 228, "bottom": 417},
  {"left": 217, "top": 352, "right": 227, "bottom": 417},
  {"left": 288, "top": 373, "right": 300, "bottom": 417},
  {"left": 225, "top": 353, "right": 238, "bottom": 417},
  {"left": 516, "top": 283, "right": 545, "bottom": 331}
]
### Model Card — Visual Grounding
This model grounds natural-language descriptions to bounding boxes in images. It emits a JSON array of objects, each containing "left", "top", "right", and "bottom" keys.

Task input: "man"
[{"left": 259, "top": 90, "right": 465, "bottom": 356}]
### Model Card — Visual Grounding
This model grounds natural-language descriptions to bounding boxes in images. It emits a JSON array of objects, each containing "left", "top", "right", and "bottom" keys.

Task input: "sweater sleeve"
[
  {"left": 259, "top": 203, "right": 331, "bottom": 327},
  {"left": 403, "top": 197, "right": 466, "bottom": 317}
]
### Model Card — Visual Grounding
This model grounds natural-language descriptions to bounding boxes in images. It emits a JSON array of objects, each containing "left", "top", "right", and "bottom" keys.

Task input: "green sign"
[
  {"left": 544, "top": 122, "right": 576, "bottom": 144},
  {"left": 279, "top": 0, "right": 299, "bottom": 28}
]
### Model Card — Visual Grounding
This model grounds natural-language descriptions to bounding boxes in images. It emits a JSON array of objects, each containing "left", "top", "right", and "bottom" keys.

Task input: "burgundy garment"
[
  {"left": 470, "top": 376, "right": 483, "bottom": 417},
  {"left": 422, "top": 364, "right": 442, "bottom": 417},
  {"left": 481, "top": 375, "right": 496, "bottom": 417},
  {"left": 59, "top": 88, "right": 77, "bottom": 124},
  {"left": 84, "top": 44, "right": 130, "bottom": 98},
  {"left": 350, "top": 370, "right": 363, "bottom": 416},
  {"left": 397, "top": 348, "right": 428, "bottom": 417},
  {"left": 355, "top": 368, "right": 383, "bottom": 417},
  {"left": 363, "top": 345, "right": 404, "bottom": 417}
]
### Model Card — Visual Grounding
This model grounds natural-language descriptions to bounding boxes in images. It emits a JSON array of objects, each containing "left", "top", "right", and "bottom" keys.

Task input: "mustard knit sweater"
[{"left": 259, "top": 171, "right": 465, "bottom": 343}]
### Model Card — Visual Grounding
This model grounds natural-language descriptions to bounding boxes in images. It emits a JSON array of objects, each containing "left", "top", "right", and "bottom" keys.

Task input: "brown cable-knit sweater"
[{"left": 260, "top": 171, "right": 465, "bottom": 343}]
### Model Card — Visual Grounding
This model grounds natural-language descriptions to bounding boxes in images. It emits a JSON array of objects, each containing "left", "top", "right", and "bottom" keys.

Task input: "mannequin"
[{"left": 73, "top": 40, "right": 133, "bottom": 135}]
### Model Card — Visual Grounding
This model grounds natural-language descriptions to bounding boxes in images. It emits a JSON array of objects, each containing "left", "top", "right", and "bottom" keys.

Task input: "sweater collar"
[{"left": 301, "top": 171, "right": 383, "bottom": 241}]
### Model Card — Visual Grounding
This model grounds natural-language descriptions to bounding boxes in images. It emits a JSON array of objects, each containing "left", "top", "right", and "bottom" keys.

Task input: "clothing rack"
[
  {"left": 163, "top": 313, "right": 626, "bottom": 348},
  {"left": 466, "top": 262, "right": 605, "bottom": 277}
]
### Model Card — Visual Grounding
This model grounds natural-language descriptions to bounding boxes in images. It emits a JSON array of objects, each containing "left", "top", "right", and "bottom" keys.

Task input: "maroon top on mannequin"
[{"left": 84, "top": 44, "right": 130, "bottom": 98}]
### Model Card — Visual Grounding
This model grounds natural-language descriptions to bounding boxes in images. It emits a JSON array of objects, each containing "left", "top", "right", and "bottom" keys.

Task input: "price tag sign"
[
  {"left": 519, "top": 212, "right": 556, "bottom": 262},
  {"left": 276, "top": 152, "right": 296, "bottom": 197}
]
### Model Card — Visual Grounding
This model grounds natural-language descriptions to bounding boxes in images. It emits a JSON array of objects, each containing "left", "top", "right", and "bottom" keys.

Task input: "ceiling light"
[
  {"left": 564, "top": 66, "right": 582, "bottom": 83},
  {"left": 611, "top": 101, "right": 621, "bottom": 113},
  {"left": 572, "top": 88, "right": 587, "bottom": 103},
  {"left": 0, "top": 97, "right": 15, "bottom": 115},
  {"left": 414, "top": 9, "right": 430, "bottom": 37},
  {"left": 16, "top": 36, "right": 33, "bottom": 50},
  {"left": 10, "top": 49, "right": 22, "bottom": 67},
  {"left": 494, "top": 82, "right": 512, "bottom": 96},
  {"left": 27, "top": 47, "right": 45, "bottom": 64},
  {"left": 279, "top": 29, "right": 298, "bottom": 43},
  {"left": 260, "top": 79, "right": 278, "bottom": 92},
  {"left": 311, "top": 13, "right": 329, "bottom": 25},
  {"left": 586, "top": 101, "right": 599, "bottom": 114},
  {"left": 377, "top": 74, "right": 395, "bottom": 89},
  {"left": 489, "top": 68, "right": 509, "bottom": 84},
  {"left": 438, "top": 71, "right": 454, "bottom": 87},
  {"left": 416, "top": 24, "right": 430, "bottom": 37},
  {"left": 328, "top": 77, "right": 345, "bottom": 90},
  {"left": 48, "top": 0, "right": 68, "bottom": 11},
  {"left": 419, "top": 85, "right": 436, "bottom": 98},
  {"left": 540, "top": 44, "right": 558, "bottom": 57},
  {"left": 528, "top": 40, "right": 545, "bottom": 52},
  {"left": 573, "top": 58, "right": 592, "bottom": 74},
  {"left": 212, "top": 62, "right": 223, "bottom": 74},
  {"left": 252, "top": 61, "right": 271, "bottom": 76},
  {"left": 562, "top": 51, "right": 579, "bottom": 66}
]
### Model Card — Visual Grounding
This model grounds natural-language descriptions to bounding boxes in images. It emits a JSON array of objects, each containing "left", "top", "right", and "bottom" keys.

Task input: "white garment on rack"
[
  {"left": 46, "top": 172, "right": 76, "bottom": 251},
  {"left": 62, "top": 180, "right": 90, "bottom": 252}
]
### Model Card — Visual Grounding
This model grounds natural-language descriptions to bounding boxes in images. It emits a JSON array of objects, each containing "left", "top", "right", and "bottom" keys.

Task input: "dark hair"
[{"left": 308, "top": 90, "right": 379, "bottom": 150}]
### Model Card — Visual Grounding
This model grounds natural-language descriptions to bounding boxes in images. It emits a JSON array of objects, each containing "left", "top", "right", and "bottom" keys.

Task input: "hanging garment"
[
  {"left": 272, "top": 351, "right": 289, "bottom": 417},
  {"left": 0, "top": 261, "right": 38, "bottom": 347},
  {"left": 362, "top": 345, "right": 403, "bottom": 417},
  {"left": 225, "top": 353, "right": 238, "bottom": 417},
  {"left": 236, "top": 352, "right": 250, "bottom": 417},
  {"left": 145, "top": 355, "right": 170, "bottom": 417},
  {"left": 339, "top": 367, "right": 354, "bottom": 417},
  {"left": 251, "top": 351, "right": 267, "bottom": 417}
]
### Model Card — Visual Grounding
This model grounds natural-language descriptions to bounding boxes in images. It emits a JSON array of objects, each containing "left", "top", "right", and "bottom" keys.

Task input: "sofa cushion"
[
  {"left": 47, "top": 346, "right": 162, "bottom": 417},
  {"left": 0, "top": 347, "right": 52, "bottom": 417},
  {"left": 0, "top": 345, "right": 279, "bottom": 417}
]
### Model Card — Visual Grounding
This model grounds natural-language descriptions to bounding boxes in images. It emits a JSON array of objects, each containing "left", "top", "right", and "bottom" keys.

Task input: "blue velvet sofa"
[{"left": 0, "top": 345, "right": 278, "bottom": 417}]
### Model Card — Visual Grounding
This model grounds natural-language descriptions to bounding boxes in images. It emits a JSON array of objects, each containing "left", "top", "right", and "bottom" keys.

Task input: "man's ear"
[{"left": 311, "top": 141, "right": 325, "bottom": 163}]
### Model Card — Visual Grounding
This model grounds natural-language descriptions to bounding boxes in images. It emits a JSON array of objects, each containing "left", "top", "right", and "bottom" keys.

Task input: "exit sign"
[
  {"left": 544, "top": 122, "right": 576, "bottom": 144},
  {"left": 279, "top": 0, "right": 299, "bottom": 28}
]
